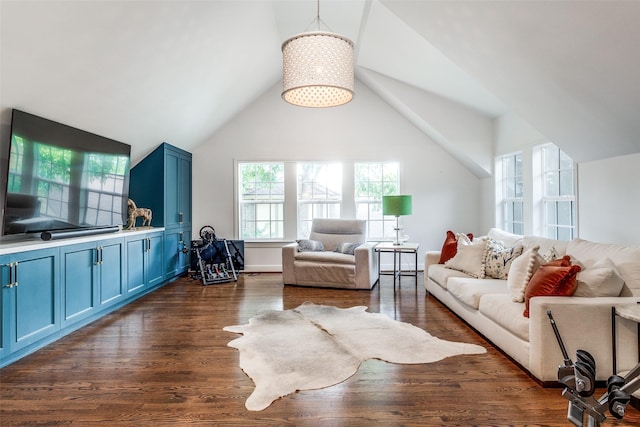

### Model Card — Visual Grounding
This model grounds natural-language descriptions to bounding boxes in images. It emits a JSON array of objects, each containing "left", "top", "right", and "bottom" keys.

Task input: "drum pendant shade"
[{"left": 281, "top": 31, "right": 354, "bottom": 108}]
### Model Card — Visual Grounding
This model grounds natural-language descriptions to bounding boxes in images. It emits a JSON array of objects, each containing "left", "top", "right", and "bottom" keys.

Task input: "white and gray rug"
[{"left": 223, "top": 302, "right": 486, "bottom": 411}]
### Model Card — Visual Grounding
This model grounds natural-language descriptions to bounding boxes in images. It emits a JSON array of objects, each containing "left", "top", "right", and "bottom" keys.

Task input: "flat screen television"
[{"left": 1, "top": 109, "right": 131, "bottom": 240}]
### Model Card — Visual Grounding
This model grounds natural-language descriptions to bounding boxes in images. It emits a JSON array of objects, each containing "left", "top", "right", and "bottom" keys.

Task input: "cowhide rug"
[{"left": 223, "top": 302, "right": 486, "bottom": 411}]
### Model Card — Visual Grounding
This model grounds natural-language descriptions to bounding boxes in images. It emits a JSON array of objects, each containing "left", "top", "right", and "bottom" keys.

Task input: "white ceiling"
[{"left": 1, "top": 0, "right": 638, "bottom": 166}]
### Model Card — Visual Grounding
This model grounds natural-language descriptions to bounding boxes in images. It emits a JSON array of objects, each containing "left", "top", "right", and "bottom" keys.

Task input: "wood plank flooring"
[{"left": 1, "top": 273, "right": 638, "bottom": 426}]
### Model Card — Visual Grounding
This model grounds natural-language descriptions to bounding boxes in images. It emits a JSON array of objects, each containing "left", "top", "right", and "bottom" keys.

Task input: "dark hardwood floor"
[{"left": 1, "top": 273, "right": 638, "bottom": 426}]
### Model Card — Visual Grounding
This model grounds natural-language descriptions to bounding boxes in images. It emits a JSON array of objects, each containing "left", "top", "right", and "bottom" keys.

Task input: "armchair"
[{"left": 282, "top": 218, "right": 378, "bottom": 289}]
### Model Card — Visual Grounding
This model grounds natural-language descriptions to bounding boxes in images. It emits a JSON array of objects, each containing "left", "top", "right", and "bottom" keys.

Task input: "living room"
[{"left": 1, "top": 1, "right": 639, "bottom": 425}]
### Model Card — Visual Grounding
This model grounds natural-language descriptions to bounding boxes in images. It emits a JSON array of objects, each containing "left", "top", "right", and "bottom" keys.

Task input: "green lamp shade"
[{"left": 382, "top": 195, "right": 412, "bottom": 216}]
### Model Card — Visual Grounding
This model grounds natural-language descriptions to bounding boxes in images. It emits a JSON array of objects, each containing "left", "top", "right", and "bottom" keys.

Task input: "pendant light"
[{"left": 281, "top": 0, "right": 354, "bottom": 108}]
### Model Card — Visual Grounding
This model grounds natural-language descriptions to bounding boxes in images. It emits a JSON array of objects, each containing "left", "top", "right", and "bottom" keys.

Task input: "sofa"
[
  {"left": 425, "top": 228, "right": 640, "bottom": 384},
  {"left": 282, "top": 218, "right": 378, "bottom": 289}
]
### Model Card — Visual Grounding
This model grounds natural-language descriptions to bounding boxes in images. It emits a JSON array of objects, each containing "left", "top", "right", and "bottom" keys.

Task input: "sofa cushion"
[
  {"left": 295, "top": 251, "right": 355, "bottom": 265},
  {"left": 523, "top": 235, "right": 568, "bottom": 258},
  {"left": 428, "top": 264, "right": 472, "bottom": 290},
  {"left": 445, "top": 237, "right": 489, "bottom": 278},
  {"left": 479, "top": 294, "right": 529, "bottom": 341},
  {"left": 523, "top": 264, "right": 581, "bottom": 317},
  {"left": 484, "top": 238, "right": 524, "bottom": 279},
  {"left": 487, "top": 228, "right": 523, "bottom": 247},
  {"left": 447, "top": 277, "right": 508, "bottom": 310},
  {"left": 567, "top": 238, "right": 640, "bottom": 296},
  {"left": 574, "top": 257, "right": 626, "bottom": 297},
  {"left": 507, "top": 245, "right": 540, "bottom": 302}
]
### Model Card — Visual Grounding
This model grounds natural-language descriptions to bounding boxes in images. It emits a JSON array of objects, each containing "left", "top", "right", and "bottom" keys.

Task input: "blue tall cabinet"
[{"left": 128, "top": 143, "right": 192, "bottom": 280}]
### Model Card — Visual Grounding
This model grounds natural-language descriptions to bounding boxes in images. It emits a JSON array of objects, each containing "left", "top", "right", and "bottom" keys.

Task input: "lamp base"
[{"left": 393, "top": 224, "right": 402, "bottom": 246}]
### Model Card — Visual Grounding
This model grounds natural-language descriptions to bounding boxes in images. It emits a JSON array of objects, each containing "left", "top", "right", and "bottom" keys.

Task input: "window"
[
  {"left": 238, "top": 162, "right": 285, "bottom": 240},
  {"left": 354, "top": 162, "right": 399, "bottom": 239},
  {"left": 499, "top": 153, "right": 524, "bottom": 235},
  {"left": 540, "top": 144, "right": 576, "bottom": 240},
  {"left": 297, "top": 162, "right": 342, "bottom": 238}
]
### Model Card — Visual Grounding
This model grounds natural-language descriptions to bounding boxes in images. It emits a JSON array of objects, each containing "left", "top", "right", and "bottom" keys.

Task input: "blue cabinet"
[
  {"left": 1, "top": 248, "right": 59, "bottom": 354},
  {"left": 125, "top": 231, "right": 164, "bottom": 296},
  {"left": 164, "top": 228, "right": 191, "bottom": 279},
  {"left": 60, "top": 238, "right": 125, "bottom": 328},
  {"left": 129, "top": 143, "right": 192, "bottom": 279},
  {"left": 1, "top": 229, "right": 170, "bottom": 368}
]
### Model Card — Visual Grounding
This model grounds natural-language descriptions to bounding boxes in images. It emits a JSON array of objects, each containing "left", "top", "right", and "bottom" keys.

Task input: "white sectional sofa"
[{"left": 425, "top": 229, "right": 640, "bottom": 384}]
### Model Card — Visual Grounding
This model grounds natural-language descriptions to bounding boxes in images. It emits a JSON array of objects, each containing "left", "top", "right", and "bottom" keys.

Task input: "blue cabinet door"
[
  {"left": 99, "top": 240, "right": 125, "bottom": 308},
  {"left": 126, "top": 236, "right": 147, "bottom": 296},
  {"left": 61, "top": 243, "right": 97, "bottom": 327},
  {"left": 165, "top": 150, "right": 180, "bottom": 228},
  {"left": 3, "top": 248, "right": 59, "bottom": 353},
  {"left": 0, "top": 255, "right": 8, "bottom": 359},
  {"left": 164, "top": 228, "right": 190, "bottom": 279},
  {"left": 147, "top": 232, "right": 164, "bottom": 288},
  {"left": 126, "top": 232, "right": 164, "bottom": 293},
  {"left": 178, "top": 155, "right": 192, "bottom": 228}
]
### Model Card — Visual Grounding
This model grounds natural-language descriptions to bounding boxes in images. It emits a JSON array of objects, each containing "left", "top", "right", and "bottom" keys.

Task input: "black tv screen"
[{"left": 2, "top": 109, "right": 131, "bottom": 238}]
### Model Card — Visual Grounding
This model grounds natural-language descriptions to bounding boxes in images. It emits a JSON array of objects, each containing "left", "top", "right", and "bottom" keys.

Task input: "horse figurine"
[{"left": 127, "top": 199, "right": 152, "bottom": 229}]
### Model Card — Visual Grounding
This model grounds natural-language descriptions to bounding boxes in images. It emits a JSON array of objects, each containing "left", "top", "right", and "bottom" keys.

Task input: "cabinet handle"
[
  {"left": 4, "top": 262, "right": 17, "bottom": 288},
  {"left": 99, "top": 246, "right": 104, "bottom": 264},
  {"left": 13, "top": 262, "right": 19, "bottom": 287},
  {"left": 178, "top": 212, "right": 183, "bottom": 224},
  {"left": 95, "top": 247, "right": 101, "bottom": 265},
  {"left": 146, "top": 237, "right": 151, "bottom": 252}
]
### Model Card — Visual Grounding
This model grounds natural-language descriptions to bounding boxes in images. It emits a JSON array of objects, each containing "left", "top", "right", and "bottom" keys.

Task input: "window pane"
[
  {"left": 355, "top": 162, "right": 399, "bottom": 239},
  {"left": 513, "top": 201, "right": 523, "bottom": 222},
  {"left": 544, "top": 171, "right": 559, "bottom": 197},
  {"left": 557, "top": 227, "right": 572, "bottom": 241},
  {"left": 559, "top": 170, "right": 573, "bottom": 196},
  {"left": 239, "top": 162, "right": 285, "bottom": 240},
  {"left": 557, "top": 201, "right": 573, "bottom": 226}
]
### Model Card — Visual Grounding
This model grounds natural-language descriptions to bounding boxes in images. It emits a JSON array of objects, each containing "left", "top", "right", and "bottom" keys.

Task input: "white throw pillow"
[
  {"left": 507, "top": 245, "right": 540, "bottom": 302},
  {"left": 574, "top": 258, "right": 625, "bottom": 297},
  {"left": 445, "top": 237, "right": 489, "bottom": 278}
]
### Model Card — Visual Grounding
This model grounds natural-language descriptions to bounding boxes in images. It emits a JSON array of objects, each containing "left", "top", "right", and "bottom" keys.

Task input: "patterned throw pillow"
[
  {"left": 484, "top": 238, "right": 524, "bottom": 279},
  {"left": 296, "top": 239, "right": 325, "bottom": 252},
  {"left": 334, "top": 242, "right": 361, "bottom": 255}
]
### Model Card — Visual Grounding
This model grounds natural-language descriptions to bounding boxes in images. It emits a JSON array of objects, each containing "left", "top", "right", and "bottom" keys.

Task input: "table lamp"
[{"left": 382, "top": 195, "right": 412, "bottom": 245}]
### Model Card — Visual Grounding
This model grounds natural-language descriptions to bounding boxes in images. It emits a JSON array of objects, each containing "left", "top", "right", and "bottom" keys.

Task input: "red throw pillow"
[
  {"left": 523, "top": 264, "right": 581, "bottom": 317},
  {"left": 438, "top": 230, "right": 474, "bottom": 264},
  {"left": 544, "top": 255, "right": 571, "bottom": 267}
]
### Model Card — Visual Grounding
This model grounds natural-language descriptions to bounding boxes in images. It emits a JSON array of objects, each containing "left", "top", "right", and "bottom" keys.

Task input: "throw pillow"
[
  {"left": 523, "top": 264, "right": 581, "bottom": 317},
  {"left": 444, "top": 237, "right": 488, "bottom": 278},
  {"left": 296, "top": 239, "right": 325, "bottom": 252},
  {"left": 574, "top": 258, "right": 625, "bottom": 297},
  {"left": 334, "top": 242, "right": 361, "bottom": 255},
  {"left": 484, "top": 238, "right": 524, "bottom": 279},
  {"left": 507, "top": 245, "right": 540, "bottom": 302},
  {"left": 438, "top": 230, "right": 474, "bottom": 264},
  {"left": 543, "top": 255, "right": 571, "bottom": 267},
  {"left": 539, "top": 246, "right": 559, "bottom": 263}
]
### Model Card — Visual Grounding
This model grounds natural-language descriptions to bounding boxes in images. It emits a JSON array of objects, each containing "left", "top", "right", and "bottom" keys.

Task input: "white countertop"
[{"left": 0, "top": 227, "right": 165, "bottom": 255}]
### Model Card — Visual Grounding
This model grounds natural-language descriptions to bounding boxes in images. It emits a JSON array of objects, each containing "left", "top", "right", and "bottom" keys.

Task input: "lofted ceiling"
[{"left": 1, "top": 0, "right": 638, "bottom": 168}]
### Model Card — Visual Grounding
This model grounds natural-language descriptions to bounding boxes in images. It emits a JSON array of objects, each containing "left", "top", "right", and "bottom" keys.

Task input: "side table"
[
  {"left": 374, "top": 242, "right": 419, "bottom": 289},
  {"left": 612, "top": 302, "right": 640, "bottom": 409}
]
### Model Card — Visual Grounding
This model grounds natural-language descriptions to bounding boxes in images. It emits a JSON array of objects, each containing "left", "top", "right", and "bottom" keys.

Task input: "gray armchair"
[{"left": 282, "top": 218, "right": 378, "bottom": 289}]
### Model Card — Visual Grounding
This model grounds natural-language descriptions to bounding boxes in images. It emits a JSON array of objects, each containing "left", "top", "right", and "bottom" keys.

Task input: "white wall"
[
  {"left": 192, "top": 80, "right": 485, "bottom": 271},
  {"left": 578, "top": 153, "right": 640, "bottom": 245}
]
